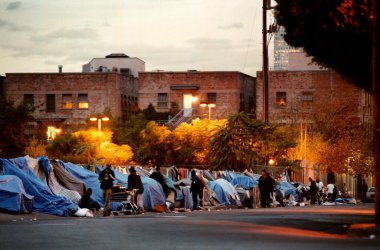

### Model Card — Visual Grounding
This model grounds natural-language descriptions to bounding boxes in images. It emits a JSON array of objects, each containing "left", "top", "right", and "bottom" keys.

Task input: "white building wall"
[{"left": 82, "top": 57, "right": 145, "bottom": 78}]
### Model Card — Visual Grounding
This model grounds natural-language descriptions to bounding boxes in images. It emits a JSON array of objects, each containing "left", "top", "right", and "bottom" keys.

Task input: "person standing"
[
  {"left": 127, "top": 167, "right": 145, "bottom": 213},
  {"left": 190, "top": 170, "right": 202, "bottom": 210},
  {"left": 258, "top": 170, "right": 271, "bottom": 208},
  {"left": 362, "top": 179, "right": 368, "bottom": 202},
  {"left": 98, "top": 164, "right": 115, "bottom": 216},
  {"left": 309, "top": 177, "right": 318, "bottom": 205}
]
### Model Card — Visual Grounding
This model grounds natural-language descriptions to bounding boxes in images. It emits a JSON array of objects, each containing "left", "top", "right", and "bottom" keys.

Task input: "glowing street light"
[
  {"left": 268, "top": 159, "right": 275, "bottom": 166},
  {"left": 200, "top": 102, "right": 216, "bottom": 120},
  {"left": 90, "top": 116, "right": 110, "bottom": 132}
]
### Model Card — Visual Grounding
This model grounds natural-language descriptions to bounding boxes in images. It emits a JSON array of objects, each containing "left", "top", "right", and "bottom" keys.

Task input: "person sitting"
[
  {"left": 149, "top": 166, "right": 170, "bottom": 197},
  {"left": 79, "top": 188, "right": 101, "bottom": 211},
  {"left": 127, "top": 167, "right": 145, "bottom": 213}
]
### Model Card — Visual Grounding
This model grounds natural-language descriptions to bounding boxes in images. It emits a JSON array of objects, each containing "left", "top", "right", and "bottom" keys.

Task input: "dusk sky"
[{"left": 0, "top": 0, "right": 275, "bottom": 77}]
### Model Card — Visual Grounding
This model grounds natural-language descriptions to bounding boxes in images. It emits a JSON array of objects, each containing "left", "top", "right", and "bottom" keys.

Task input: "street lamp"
[
  {"left": 90, "top": 116, "right": 110, "bottom": 132},
  {"left": 200, "top": 102, "right": 216, "bottom": 120}
]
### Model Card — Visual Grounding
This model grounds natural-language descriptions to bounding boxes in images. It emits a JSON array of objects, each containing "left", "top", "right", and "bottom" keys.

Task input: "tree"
[
  {"left": 207, "top": 112, "right": 295, "bottom": 171},
  {"left": 275, "top": 0, "right": 372, "bottom": 91},
  {"left": 0, "top": 96, "right": 32, "bottom": 157},
  {"left": 169, "top": 119, "right": 226, "bottom": 166},
  {"left": 24, "top": 137, "right": 46, "bottom": 158}
]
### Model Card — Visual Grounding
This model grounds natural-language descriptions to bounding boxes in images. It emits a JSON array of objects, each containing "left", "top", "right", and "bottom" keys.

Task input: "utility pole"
[{"left": 262, "top": 0, "right": 269, "bottom": 123}]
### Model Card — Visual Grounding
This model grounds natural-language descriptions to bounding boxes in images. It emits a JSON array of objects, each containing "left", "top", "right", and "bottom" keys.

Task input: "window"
[
  {"left": 239, "top": 93, "right": 245, "bottom": 111},
  {"left": 248, "top": 96, "right": 255, "bottom": 113},
  {"left": 157, "top": 93, "right": 168, "bottom": 108},
  {"left": 62, "top": 94, "right": 73, "bottom": 109},
  {"left": 78, "top": 94, "right": 89, "bottom": 109},
  {"left": 46, "top": 94, "right": 56, "bottom": 113},
  {"left": 207, "top": 93, "right": 217, "bottom": 104},
  {"left": 276, "top": 92, "right": 287, "bottom": 106},
  {"left": 301, "top": 92, "right": 313, "bottom": 109},
  {"left": 24, "top": 94, "right": 34, "bottom": 110}
]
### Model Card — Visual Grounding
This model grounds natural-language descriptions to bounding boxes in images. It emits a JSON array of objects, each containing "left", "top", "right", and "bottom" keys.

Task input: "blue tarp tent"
[
  {"left": 230, "top": 175, "right": 257, "bottom": 190},
  {"left": 60, "top": 162, "right": 104, "bottom": 207},
  {"left": 95, "top": 166, "right": 166, "bottom": 211},
  {"left": 0, "top": 158, "right": 78, "bottom": 216},
  {"left": 207, "top": 180, "right": 230, "bottom": 205},
  {"left": 276, "top": 181, "right": 299, "bottom": 201},
  {"left": 0, "top": 175, "right": 34, "bottom": 214}
]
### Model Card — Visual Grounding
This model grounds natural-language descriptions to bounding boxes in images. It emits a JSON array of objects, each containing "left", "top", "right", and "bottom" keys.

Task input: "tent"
[
  {"left": 0, "top": 175, "right": 34, "bottom": 214},
  {"left": 95, "top": 166, "right": 167, "bottom": 211},
  {"left": 60, "top": 161, "right": 104, "bottom": 207},
  {"left": 1, "top": 158, "right": 78, "bottom": 216}
]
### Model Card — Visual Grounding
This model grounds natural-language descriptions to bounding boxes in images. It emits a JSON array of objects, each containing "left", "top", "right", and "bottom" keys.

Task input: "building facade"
[
  {"left": 82, "top": 53, "right": 145, "bottom": 78},
  {"left": 256, "top": 70, "right": 371, "bottom": 125},
  {"left": 138, "top": 71, "right": 256, "bottom": 121},
  {"left": 4, "top": 72, "right": 138, "bottom": 139}
]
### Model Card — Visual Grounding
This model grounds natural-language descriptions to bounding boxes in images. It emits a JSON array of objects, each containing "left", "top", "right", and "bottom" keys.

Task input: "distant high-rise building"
[{"left": 273, "top": 27, "right": 303, "bottom": 70}]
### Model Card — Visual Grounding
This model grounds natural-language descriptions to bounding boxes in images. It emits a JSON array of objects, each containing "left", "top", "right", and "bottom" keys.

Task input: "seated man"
[
  {"left": 149, "top": 166, "right": 170, "bottom": 197},
  {"left": 79, "top": 188, "right": 101, "bottom": 211}
]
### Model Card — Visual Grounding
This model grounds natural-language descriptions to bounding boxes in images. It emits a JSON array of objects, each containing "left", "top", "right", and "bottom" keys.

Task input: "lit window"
[
  {"left": 276, "top": 92, "right": 287, "bottom": 107},
  {"left": 78, "top": 94, "right": 89, "bottom": 109},
  {"left": 47, "top": 126, "right": 61, "bottom": 141},
  {"left": 62, "top": 94, "right": 73, "bottom": 109}
]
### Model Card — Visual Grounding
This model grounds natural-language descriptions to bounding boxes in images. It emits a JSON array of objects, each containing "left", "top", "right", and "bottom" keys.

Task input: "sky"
[{"left": 0, "top": 0, "right": 275, "bottom": 77}]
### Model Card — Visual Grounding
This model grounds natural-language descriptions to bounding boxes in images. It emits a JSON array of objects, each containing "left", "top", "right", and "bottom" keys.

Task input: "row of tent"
[{"left": 0, "top": 156, "right": 301, "bottom": 216}]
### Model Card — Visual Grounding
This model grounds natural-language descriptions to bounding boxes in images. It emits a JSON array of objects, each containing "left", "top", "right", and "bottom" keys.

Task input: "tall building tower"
[{"left": 273, "top": 27, "right": 303, "bottom": 70}]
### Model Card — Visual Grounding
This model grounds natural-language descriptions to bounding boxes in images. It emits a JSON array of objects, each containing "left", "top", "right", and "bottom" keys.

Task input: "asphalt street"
[{"left": 0, "top": 204, "right": 378, "bottom": 250}]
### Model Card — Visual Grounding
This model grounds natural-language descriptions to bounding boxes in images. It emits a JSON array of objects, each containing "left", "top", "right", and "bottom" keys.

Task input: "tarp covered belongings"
[
  {"left": 0, "top": 175, "right": 34, "bottom": 214},
  {"left": 229, "top": 174, "right": 257, "bottom": 190},
  {"left": 61, "top": 162, "right": 104, "bottom": 207},
  {"left": 96, "top": 166, "right": 167, "bottom": 211},
  {"left": 1, "top": 158, "right": 78, "bottom": 216}
]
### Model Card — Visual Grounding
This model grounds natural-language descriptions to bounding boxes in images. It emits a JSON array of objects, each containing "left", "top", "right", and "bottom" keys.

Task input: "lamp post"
[
  {"left": 200, "top": 102, "right": 216, "bottom": 120},
  {"left": 90, "top": 116, "right": 110, "bottom": 132}
]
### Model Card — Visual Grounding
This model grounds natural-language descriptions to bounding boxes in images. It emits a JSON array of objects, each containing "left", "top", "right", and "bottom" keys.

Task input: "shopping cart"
[{"left": 110, "top": 185, "right": 138, "bottom": 215}]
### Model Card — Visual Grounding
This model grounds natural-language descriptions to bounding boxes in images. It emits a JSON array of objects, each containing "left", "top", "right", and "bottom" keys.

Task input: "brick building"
[
  {"left": 256, "top": 70, "right": 371, "bottom": 125},
  {"left": 4, "top": 72, "right": 138, "bottom": 139},
  {"left": 138, "top": 71, "right": 256, "bottom": 122}
]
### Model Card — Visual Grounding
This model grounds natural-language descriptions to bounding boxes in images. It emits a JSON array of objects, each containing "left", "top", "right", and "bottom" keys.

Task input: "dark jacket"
[
  {"left": 150, "top": 171, "right": 170, "bottom": 195},
  {"left": 190, "top": 176, "right": 202, "bottom": 194},
  {"left": 98, "top": 168, "right": 115, "bottom": 190},
  {"left": 128, "top": 173, "right": 144, "bottom": 195},
  {"left": 310, "top": 180, "right": 318, "bottom": 194}
]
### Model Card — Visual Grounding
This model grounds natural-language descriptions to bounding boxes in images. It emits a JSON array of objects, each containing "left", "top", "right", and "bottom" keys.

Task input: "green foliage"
[
  {"left": 207, "top": 112, "right": 295, "bottom": 171},
  {"left": 112, "top": 113, "right": 149, "bottom": 149},
  {"left": 275, "top": 0, "right": 372, "bottom": 91},
  {"left": 24, "top": 137, "right": 46, "bottom": 158},
  {"left": 0, "top": 96, "right": 32, "bottom": 157},
  {"left": 46, "top": 134, "right": 82, "bottom": 163}
]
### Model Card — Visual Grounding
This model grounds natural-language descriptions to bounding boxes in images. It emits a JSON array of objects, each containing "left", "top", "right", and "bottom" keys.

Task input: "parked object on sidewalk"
[{"left": 366, "top": 187, "right": 375, "bottom": 202}]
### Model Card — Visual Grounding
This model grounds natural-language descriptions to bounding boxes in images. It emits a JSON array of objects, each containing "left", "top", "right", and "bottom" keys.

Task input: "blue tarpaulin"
[
  {"left": 0, "top": 175, "right": 34, "bottom": 214},
  {"left": 0, "top": 158, "right": 78, "bottom": 216},
  {"left": 61, "top": 162, "right": 104, "bottom": 207},
  {"left": 207, "top": 180, "right": 230, "bottom": 205},
  {"left": 95, "top": 166, "right": 166, "bottom": 211},
  {"left": 230, "top": 175, "right": 257, "bottom": 190}
]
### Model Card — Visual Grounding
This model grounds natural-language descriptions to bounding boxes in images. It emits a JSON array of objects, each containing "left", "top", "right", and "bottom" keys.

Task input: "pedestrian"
[
  {"left": 150, "top": 166, "right": 170, "bottom": 197},
  {"left": 309, "top": 177, "right": 318, "bottom": 205},
  {"left": 98, "top": 164, "right": 115, "bottom": 216},
  {"left": 79, "top": 188, "right": 101, "bottom": 211},
  {"left": 127, "top": 166, "right": 145, "bottom": 213},
  {"left": 361, "top": 179, "right": 368, "bottom": 202},
  {"left": 258, "top": 169, "right": 273, "bottom": 208},
  {"left": 326, "top": 182, "right": 335, "bottom": 202},
  {"left": 190, "top": 170, "right": 202, "bottom": 210},
  {"left": 316, "top": 178, "right": 324, "bottom": 192}
]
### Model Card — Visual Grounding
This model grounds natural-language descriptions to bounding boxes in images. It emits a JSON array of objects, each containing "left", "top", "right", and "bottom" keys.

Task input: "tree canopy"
[{"left": 275, "top": 0, "right": 372, "bottom": 91}]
